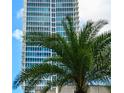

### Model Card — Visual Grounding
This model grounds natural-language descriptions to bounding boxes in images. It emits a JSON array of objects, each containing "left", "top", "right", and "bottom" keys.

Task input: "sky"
[
  {"left": 12, "top": 0, "right": 110, "bottom": 93},
  {"left": 12, "top": 0, "right": 23, "bottom": 93}
]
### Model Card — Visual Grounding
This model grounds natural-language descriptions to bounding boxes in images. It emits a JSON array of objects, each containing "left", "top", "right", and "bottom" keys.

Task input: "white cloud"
[
  {"left": 78, "top": 0, "right": 111, "bottom": 32},
  {"left": 79, "top": 0, "right": 110, "bottom": 23},
  {"left": 13, "top": 29, "right": 23, "bottom": 41},
  {"left": 17, "top": 8, "right": 24, "bottom": 19}
]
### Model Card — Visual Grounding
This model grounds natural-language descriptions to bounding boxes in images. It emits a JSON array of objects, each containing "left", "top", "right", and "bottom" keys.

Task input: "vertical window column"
[{"left": 51, "top": 0, "right": 56, "bottom": 33}]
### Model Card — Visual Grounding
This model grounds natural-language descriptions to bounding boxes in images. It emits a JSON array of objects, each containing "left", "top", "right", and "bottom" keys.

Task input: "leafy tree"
[{"left": 13, "top": 17, "right": 111, "bottom": 93}]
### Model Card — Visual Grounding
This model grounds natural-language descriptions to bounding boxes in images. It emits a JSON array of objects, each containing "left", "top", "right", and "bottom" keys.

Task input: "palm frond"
[
  {"left": 79, "top": 21, "right": 94, "bottom": 46},
  {"left": 89, "top": 20, "right": 108, "bottom": 39},
  {"left": 62, "top": 16, "right": 79, "bottom": 52},
  {"left": 43, "top": 56, "right": 62, "bottom": 63},
  {"left": 91, "top": 31, "right": 111, "bottom": 56},
  {"left": 13, "top": 63, "right": 66, "bottom": 89}
]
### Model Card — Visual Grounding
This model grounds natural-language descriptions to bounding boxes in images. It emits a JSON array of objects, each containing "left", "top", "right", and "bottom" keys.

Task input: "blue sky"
[
  {"left": 12, "top": 0, "right": 23, "bottom": 93},
  {"left": 12, "top": 0, "right": 110, "bottom": 93}
]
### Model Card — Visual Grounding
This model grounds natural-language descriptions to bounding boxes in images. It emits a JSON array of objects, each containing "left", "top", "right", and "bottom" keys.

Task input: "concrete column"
[{"left": 56, "top": 86, "right": 59, "bottom": 93}]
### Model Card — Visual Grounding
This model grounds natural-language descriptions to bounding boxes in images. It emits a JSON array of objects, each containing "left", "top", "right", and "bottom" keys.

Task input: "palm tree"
[{"left": 13, "top": 17, "right": 111, "bottom": 93}]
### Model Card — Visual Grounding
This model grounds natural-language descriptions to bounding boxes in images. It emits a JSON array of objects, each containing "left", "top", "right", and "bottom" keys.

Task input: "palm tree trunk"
[{"left": 75, "top": 88, "right": 87, "bottom": 93}]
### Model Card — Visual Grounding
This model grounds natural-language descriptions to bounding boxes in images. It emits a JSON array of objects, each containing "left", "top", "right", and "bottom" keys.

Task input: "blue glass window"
[
  {"left": 56, "top": 27, "right": 64, "bottom": 32},
  {"left": 28, "top": 0, "right": 50, "bottom": 2},
  {"left": 27, "top": 8, "right": 50, "bottom": 12}
]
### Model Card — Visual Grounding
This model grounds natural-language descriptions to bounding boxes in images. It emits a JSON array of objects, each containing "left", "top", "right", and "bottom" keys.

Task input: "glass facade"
[{"left": 22, "top": 0, "right": 79, "bottom": 92}]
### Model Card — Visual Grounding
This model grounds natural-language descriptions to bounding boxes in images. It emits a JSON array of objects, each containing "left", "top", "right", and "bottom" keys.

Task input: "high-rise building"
[{"left": 22, "top": 0, "right": 79, "bottom": 93}]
